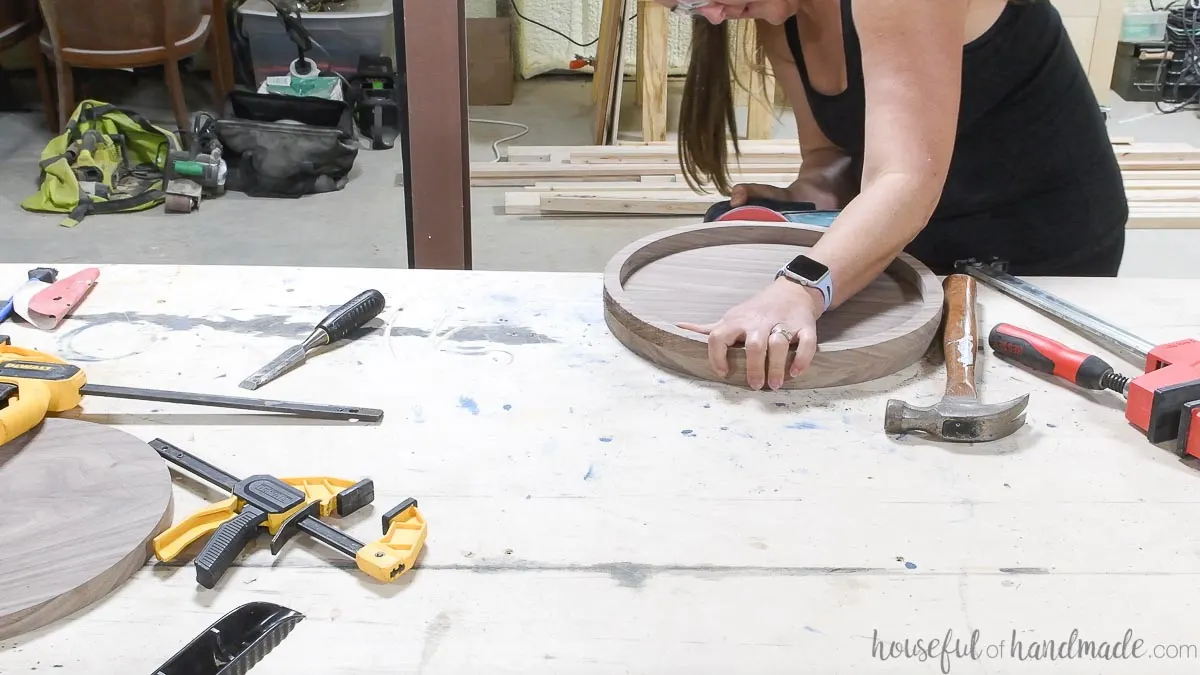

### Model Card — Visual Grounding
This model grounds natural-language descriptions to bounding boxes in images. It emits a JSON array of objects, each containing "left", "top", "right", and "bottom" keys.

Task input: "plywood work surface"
[
  {"left": 0, "top": 418, "right": 173, "bottom": 640},
  {"left": 3, "top": 264, "right": 1200, "bottom": 673}
]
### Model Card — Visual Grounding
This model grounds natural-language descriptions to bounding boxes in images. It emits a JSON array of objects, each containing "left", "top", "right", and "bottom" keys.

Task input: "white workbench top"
[{"left": 2, "top": 264, "right": 1200, "bottom": 674}]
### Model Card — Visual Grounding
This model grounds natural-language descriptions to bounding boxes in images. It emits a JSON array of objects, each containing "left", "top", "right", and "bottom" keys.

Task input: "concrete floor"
[{"left": 2, "top": 68, "right": 1200, "bottom": 274}]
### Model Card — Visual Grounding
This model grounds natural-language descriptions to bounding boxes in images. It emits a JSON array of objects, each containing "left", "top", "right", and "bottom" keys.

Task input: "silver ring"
[{"left": 770, "top": 324, "right": 794, "bottom": 342}]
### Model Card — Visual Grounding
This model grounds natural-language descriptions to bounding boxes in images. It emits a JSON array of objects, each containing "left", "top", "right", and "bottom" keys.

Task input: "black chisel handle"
[
  {"left": 194, "top": 505, "right": 268, "bottom": 589},
  {"left": 316, "top": 289, "right": 386, "bottom": 343}
]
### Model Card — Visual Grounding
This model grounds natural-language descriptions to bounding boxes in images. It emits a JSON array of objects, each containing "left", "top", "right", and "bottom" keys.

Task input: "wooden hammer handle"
[{"left": 942, "top": 274, "right": 978, "bottom": 398}]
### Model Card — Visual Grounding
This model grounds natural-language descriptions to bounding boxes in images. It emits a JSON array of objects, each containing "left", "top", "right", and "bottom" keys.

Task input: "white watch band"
[{"left": 776, "top": 268, "right": 833, "bottom": 312}]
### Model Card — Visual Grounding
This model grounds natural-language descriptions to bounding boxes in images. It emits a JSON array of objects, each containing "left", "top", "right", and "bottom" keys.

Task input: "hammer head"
[{"left": 884, "top": 394, "right": 1030, "bottom": 443}]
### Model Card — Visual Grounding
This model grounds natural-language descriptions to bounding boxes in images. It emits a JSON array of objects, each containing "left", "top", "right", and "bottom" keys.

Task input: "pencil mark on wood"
[
  {"left": 390, "top": 324, "right": 556, "bottom": 345},
  {"left": 419, "top": 611, "right": 453, "bottom": 673}
]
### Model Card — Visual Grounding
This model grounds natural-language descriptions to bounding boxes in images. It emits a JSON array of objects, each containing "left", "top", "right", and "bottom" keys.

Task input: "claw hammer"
[{"left": 884, "top": 274, "right": 1030, "bottom": 442}]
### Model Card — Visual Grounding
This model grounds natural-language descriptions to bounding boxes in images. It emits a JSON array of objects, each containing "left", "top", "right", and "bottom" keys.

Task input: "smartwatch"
[{"left": 775, "top": 254, "right": 833, "bottom": 312}]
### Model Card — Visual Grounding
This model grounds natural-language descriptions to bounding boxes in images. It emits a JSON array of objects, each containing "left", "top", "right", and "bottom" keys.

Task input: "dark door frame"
[{"left": 393, "top": 0, "right": 473, "bottom": 269}]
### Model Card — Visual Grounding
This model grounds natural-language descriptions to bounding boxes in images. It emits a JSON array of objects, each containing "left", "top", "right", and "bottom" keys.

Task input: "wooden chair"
[
  {"left": 36, "top": 0, "right": 232, "bottom": 132},
  {"left": 0, "top": 0, "right": 55, "bottom": 130}
]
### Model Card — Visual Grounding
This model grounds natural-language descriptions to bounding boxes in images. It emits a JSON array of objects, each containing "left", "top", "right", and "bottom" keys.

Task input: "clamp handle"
[
  {"left": 194, "top": 505, "right": 268, "bottom": 589},
  {"left": 0, "top": 379, "right": 52, "bottom": 446},
  {"left": 355, "top": 498, "right": 427, "bottom": 583},
  {"left": 153, "top": 496, "right": 239, "bottom": 562}
]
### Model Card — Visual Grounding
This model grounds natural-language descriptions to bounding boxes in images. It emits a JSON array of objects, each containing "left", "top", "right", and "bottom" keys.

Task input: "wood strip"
[
  {"left": 638, "top": 0, "right": 669, "bottom": 143},
  {"left": 508, "top": 141, "right": 1175, "bottom": 165},
  {"left": 603, "top": 221, "right": 944, "bottom": 389},
  {"left": 746, "top": 24, "right": 777, "bottom": 140},
  {"left": 592, "top": 0, "right": 625, "bottom": 144},
  {"left": 591, "top": 0, "right": 621, "bottom": 105},
  {"left": 1126, "top": 190, "right": 1200, "bottom": 202},
  {"left": 504, "top": 191, "right": 543, "bottom": 215},
  {"left": 605, "top": 0, "right": 632, "bottom": 145}
]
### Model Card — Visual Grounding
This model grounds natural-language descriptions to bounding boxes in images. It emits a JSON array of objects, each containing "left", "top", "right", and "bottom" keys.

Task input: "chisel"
[{"left": 239, "top": 289, "right": 386, "bottom": 390}]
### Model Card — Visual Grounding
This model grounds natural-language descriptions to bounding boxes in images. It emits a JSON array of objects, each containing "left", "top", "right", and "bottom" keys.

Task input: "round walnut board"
[
  {"left": 603, "top": 221, "right": 945, "bottom": 389},
  {"left": 0, "top": 418, "right": 173, "bottom": 640}
]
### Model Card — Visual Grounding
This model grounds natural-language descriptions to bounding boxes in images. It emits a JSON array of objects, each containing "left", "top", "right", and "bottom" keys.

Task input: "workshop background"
[{"left": 1, "top": 0, "right": 1198, "bottom": 275}]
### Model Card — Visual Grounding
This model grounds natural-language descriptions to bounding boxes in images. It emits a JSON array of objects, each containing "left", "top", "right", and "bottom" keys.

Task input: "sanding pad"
[{"left": 0, "top": 418, "right": 173, "bottom": 640}]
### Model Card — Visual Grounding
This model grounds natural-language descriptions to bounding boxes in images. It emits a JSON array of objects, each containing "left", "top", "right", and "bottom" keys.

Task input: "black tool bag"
[{"left": 214, "top": 91, "right": 358, "bottom": 198}]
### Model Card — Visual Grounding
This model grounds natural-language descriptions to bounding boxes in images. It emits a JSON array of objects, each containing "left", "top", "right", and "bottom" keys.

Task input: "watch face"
[{"left": 786, "top": 255, "right": 829, "bottom": 281}]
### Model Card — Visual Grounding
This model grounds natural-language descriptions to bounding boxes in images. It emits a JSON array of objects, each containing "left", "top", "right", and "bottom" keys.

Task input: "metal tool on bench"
[
  {"left": 0, "top": 336, "right": 382, "bottom": 446},
  {"left": 884, "top": 274, "right": 1030, "bottom": 442},
  {"left": 958, "top": 258, "right": 1200, "bottom": 457},
  {"left": 151, "top": 438, "right": 427, "bottom": 589},
  {"left": 152, "top": 602, "right": 304, "bottom": 675},
  {"left": 240, "top": 289, "right": 385, "bottom": 391}
]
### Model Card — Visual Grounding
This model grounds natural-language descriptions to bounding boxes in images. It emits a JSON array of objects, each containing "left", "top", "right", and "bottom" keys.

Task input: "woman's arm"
[
  {"left": 802, "top": 0, "right": 967, "bottom": 314},
  {"left": 678, "top": 0, "right": 969, "bottom": 390}
]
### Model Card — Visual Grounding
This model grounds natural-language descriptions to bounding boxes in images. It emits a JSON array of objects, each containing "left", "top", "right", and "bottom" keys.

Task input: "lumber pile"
[{"left": 480, "top": 138, "right": 1200, "bottom": 229}]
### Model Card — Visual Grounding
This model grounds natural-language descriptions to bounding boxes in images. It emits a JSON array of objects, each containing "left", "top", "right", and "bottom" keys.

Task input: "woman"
[{"left": 657, "top": 0, "right": 1128, "bottom": 391}]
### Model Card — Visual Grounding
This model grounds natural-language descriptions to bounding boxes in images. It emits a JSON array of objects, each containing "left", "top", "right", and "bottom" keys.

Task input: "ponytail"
[{"left": 678, "top": 19, "right": 740, "bottom": 194}]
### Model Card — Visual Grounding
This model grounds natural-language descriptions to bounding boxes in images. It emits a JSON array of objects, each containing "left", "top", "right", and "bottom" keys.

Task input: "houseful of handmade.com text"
[{"left": 870, "top": 628, "right": 1198, "bottom": 674}]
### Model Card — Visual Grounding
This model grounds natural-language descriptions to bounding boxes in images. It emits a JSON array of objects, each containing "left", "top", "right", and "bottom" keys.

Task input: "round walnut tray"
[{"left": 602, "top": 221, "right": 944, "bottom": 389}]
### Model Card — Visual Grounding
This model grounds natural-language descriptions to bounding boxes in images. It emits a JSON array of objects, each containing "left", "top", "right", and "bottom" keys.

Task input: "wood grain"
[
  {"left": 0, "top": 418, "right": 173, "bottom": 640},
  {"left": 603, "top": 221, "right": 944, "bottom": 389}
]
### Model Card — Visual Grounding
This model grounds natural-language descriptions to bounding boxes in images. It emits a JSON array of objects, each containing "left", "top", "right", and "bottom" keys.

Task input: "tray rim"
[{"left": 601, "top": 220, "right": 945, "bottom": 389}]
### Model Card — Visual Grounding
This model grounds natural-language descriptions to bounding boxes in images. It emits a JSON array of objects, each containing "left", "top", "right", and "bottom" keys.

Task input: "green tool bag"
[{"left": 21, "top": 100, "right": 181, "bottom": 227}]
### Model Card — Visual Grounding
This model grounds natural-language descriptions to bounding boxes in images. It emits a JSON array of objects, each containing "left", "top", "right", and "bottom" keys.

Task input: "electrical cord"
[
  {"left": 1148, "top": 0, "right": 1200, "bottom": 113},
  {"left": 467, "top": 118, "right": 531, "bottom": 161},
  {"left": 507, "top": 0, "right": 636, "bottom": 49}
]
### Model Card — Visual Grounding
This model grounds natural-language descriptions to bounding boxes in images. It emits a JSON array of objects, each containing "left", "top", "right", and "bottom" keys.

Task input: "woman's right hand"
[{"left": 730, "top": 180, "right": 843, "bottom": 211}]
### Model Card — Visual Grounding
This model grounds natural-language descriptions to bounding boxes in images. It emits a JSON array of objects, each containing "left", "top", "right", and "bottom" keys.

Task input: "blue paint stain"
[
  {"left": 786, "top": 421, "right": 821, "bottom": 430},
  {"left": 681, "top": 429, "right": 695, "bottom": 437},
  {"left": 658, "top": 377, "right": 668, "bottom": 384},
  {"left": 458, "top": 396, "right": 480, "bottom": 415},
  {"left": 905, "top": 561, "right": 917, "bottom": 570},
  {"left": 804, "top": 626, "right": 822, "bottom": 634},
  {"left": 599, "top": 436, "right": 613, "bottom": 443},
  {"left": 583, "top": 464, "right": 595, "bottom": 481},
  {"left": 503, "top": 404, "right": 512, "bottom": 411}
]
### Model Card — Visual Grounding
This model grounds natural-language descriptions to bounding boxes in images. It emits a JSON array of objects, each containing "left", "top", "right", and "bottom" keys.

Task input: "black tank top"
[{"left": 784, "top": 0, "right": 1128, "bottom": 275}]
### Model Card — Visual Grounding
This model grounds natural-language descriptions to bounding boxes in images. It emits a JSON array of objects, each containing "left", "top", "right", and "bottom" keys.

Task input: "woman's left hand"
[{"left": 678, "top": 278, "right": 825, "bottom": 390}]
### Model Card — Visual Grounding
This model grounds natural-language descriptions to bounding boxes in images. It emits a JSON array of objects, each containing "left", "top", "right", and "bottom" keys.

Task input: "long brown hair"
[{"left": 677, "top": 19, "right": 754, "bottom": 195}]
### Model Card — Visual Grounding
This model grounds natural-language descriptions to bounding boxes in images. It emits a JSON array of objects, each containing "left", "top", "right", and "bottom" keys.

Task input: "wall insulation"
[
  {"left": 512, "top": 0, "right": 696, "bottom": 78},
  {"left": 511, "top": 0, "right": 1162, "bottom": 81}
]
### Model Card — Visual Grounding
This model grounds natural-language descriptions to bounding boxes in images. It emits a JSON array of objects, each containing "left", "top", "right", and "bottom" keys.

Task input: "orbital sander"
[
  {"left": 163, "top": 112, "right": 226, "bottom": 213},
  {"left": 704, "top": 197, "right": 839, "bottom": 227}
]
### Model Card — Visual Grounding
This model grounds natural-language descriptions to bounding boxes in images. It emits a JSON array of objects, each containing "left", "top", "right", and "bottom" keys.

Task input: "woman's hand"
[
  {"left": 730, "top": 180, "right": 844, "bottom": 212},
  {"left": 678, "top": 278, "right": 825, "bottom": 390}
]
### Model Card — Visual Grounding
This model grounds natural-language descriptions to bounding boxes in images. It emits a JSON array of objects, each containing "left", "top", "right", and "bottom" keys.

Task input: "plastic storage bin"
[
  {"left": 237, "top": 0, "right": 396, "bottom": 86},
  {"left": 1121, "top": 11, "right": 1168, "bottom": 43}
]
